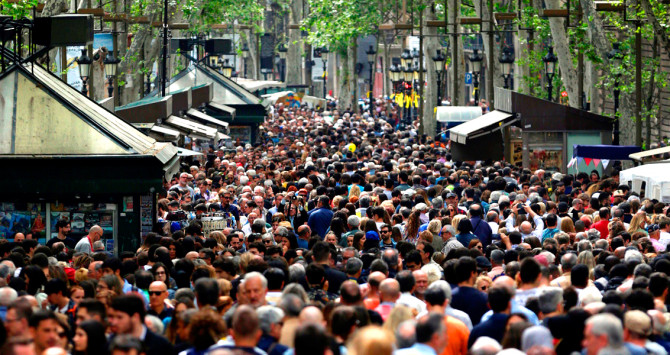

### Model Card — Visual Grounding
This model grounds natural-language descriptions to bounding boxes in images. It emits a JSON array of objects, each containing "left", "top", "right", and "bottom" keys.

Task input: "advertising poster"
[{"left": 71, "top": 213, "right": 86, "bottom": 233}]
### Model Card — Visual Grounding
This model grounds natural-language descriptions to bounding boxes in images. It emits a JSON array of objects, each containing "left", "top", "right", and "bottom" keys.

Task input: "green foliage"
[{"left": 0, "top": 0, "right": 39, "bottom": 18}]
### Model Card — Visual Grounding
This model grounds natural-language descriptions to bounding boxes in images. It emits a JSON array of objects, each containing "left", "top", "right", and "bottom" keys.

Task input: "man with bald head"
[
  {"left": 299, "top": 306, "right": 325, "bottom": 326},
  {"left": 479, "top": 275, "right": 539, "bottom": 325},
  {"left": 13, "top": 233, "right": 25, "bottom": 243},
  {"left": 374, "top": 278, "right": 401, "bottom": 321},
  {"left": 75, "top": 225, "right": 103, "bottom": 254},
  {"left": 147, "top": 281, "right": 172, "bottom": 321},
  {"left": 363, "top": 271, "right": 386, "bottom": 310}
]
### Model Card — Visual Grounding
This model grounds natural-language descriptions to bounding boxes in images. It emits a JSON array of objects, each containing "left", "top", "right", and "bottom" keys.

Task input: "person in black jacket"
[{"left": 108, "top": 295, "right": 176, "bottom": 355}]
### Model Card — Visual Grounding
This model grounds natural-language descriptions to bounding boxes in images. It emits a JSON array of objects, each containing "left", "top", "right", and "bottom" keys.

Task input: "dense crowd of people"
[{"left": 2, "top": 100, "right": 670, "bottom": 355}]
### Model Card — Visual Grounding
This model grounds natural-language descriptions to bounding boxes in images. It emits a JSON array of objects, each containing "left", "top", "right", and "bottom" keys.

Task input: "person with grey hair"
[
  {"left": 0, "top": 260, "right": 15, "bottom": 285},
  {"left": 594, "top": 239, "right": 609, "bottom": 250},
  {"left": 551, "top": 252, "right": 578, "bottom": 288},
  {"left": 583, "top": 313, "right": 626, "bottom": 355},
  {"left": 586, "top": 228, "right": 601, "bottom": 242},
  {"left": 288, "top": 263, "right": 306, "bottom": 284},
  {"left": 577, "top": 240, "right": 592, "bottom": 253},
  {"left": 0, "top": 287, "right": 18, "bottom": 310},
  {"left": 427, "top": 280, "right": 473, "bottom": 330},
  {"left": 144, "top": 314, "right": 164, "bottom": 334},
  {"left": 521, "top": 326, "right": 554, "bottom": 353},
  {"left": 486, "top": 211, "right": 500, "bottom": 234},
  {"left": 488, "top": 250, "right": 505, "bottom": 279},
  {"left": 440, "top": 225, "right": 463, "bottom": 255},
  {"left": 243, "top": 271, "right": 268, "bottom": 308},
  {"left": 345, "top": 257, "right": 363, "bottom": 280},
  {"left": 470, "top": 336, "right": 502, "bottom": 355},
  {"left": 92, "top": 240, "right": 105, "bottom": 252},
  {"left": 340, "top": 215, "right": 362, "bottom": 247},
  {"left": 75, "top": 225, "right": 103, "bottom": 254},
  {"left": 256, "top": 305, "right": 289, "bottom": 355},
  {"left": 538, "top": 287, "right": 563, "bottom": 319}
]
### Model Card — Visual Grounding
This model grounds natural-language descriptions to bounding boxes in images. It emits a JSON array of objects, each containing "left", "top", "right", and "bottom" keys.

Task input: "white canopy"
[
  {"left": 435, "top": 106, "right": 483, "bottom": 123},
  {"left": 619, "top": 163, "right": 670, "bottom": 203},
  {"left": 448, "top": 110, "right": 516, "bottom": 144}
]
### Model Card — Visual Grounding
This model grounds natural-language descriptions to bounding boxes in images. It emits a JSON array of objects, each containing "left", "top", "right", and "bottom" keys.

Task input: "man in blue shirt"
[
  {"left": 308, "top": 196, "right": 334, "bottom": 239},
  {"left": 468, "top": 285, "right": 512, "bottom": 348},
  {"left": 470, "top": 204, "right": 492, "bottom": 248},
  {"left": 394, "top": 313, "right": 447, "bottom": 355}
]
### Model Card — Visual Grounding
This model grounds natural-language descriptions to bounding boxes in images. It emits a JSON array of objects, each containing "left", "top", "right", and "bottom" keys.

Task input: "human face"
[
  {"left": 281, "top": 237, "right": 291, "bottom": 251},
  {"left": 222, "top": 194, "right": 232, "bottom": 206},
  {"left": 32, "top": 319, "right": 60, "bottom": 351},
  {"left": 478, "top": 280, "right": 490, "bottom": 292},
  {"left": 347, "top": 236, "right": 354, "bottom": 247},
  {"left": 263, "top": 237, "right": 273, "bottom": 248},
  {"left": 59, "top": 224, "right": 71, "bottom": 235},
  {"left": 414, "top": 272, "right": 428, "bottom": 294},
  {"left": 168, "top": 245, "right": 177, "bottom": 259},
  {"left": 73, "top": 328, "right": 88, "bottom": 352},
  {"left": 342, "top": 250, "right": 355, "bottom": 264},
  {"left": 245, "top": 277, "right": 267, "bottom": 308},
  {"left": 326, "top": 234, "right": 338, "bottom": 245},
  {"left": 71, "top": 288, "right": 85, "bottom": 305},
  {"left": 230, "top": 237, "right": 242, "bottom": 250},
  {"left": 380, "top": 228, "right": 391, "bottom": 241},
  {"left": 149, "top": 284, "right": 168, "bottom": 308},
  {"left": 108, "top": 309, "right": 134, "bottom": 335},
  {"left": 582, "top": 324, "right": 608, "bottom": 355},
  {"left": 96, "top": 280, "right": 109, "bottom": 293},
  {"left": 155, "top": 267, "right": 167, "bottom": 282},
  {"left": 406, "top": 262, "right": 420, "bottom": 271},
  {"left": 5, "top": 308, "right": 26, "bottom": 337}
]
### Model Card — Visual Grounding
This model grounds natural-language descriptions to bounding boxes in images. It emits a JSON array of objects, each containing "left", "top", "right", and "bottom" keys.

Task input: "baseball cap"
[{"left": 365, "top": 231, "right": 380, "bottom": 242}]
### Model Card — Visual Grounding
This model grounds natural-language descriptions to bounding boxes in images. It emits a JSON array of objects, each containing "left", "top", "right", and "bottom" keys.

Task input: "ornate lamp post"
[
  {"left": 241, "top": 43, "right": 249, "bottom": 78},
  {"left": 104, "top": 51, "right": 120, "bottom": 98},
  {"left": 608, "top": 42, "right": 623, "bottom": 145},
  {"left": 468, "top": 49, "right": 484, "bottom": 103},
  {"left": 403, "top": 64, "right": 413, "bottom": 123},
  {"left": 208, "top": 55, "right": 220, "bottom": 70},
  {"left": 76, "top": 49, "right": 92, "bottom": 96},
  {"left": 499, "top": 46, "right": 514, "bottom": 89},
  {"left": 320, "top": 46, "right": 329, "bottom": 98},
  {"left": 542, "top": 46, "right": 558, "bottom": 101},
  {"left": 432, "top": 49, "right": 445, "bottom": 106},
  {"left": 366, "top": 45, "right": 376, "bottom": 115}
]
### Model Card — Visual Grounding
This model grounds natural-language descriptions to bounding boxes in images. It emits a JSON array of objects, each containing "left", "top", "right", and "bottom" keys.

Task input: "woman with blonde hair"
[
  {"left": 382, "top": 305, "right": 414, "bottom": 335},
  {"left": 560, "top": 218, "right": 576, "bottom": 239},
  {"left": 347, "top": 326, "right": 394, "bottom": 355},
  {"left": 628, "top": 212, "right": 649, "bottom": 235}
]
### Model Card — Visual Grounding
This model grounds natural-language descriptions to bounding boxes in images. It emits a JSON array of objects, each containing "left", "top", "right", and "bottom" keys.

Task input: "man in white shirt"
[
  {"left": 395, "top": 270, "right": 427, "bottom": 315},
  {"left": 659, "top": 219, "right": 670, "bottom": 247},
  {"left": 75, "top": 225, "right": 103, "bottom": 254}
]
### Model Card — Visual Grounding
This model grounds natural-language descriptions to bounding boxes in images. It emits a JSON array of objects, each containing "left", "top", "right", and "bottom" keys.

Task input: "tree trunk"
[
  {"left": 285, "top": 0, "right": 303, "bottom": 85},
  {"left": 422, "top": 3, "right": 438, "bottom": 136},
  {"left": 579, "top": 0, "right": 634, "bottom": 145},
  {"left": 534, "top": 0, "right": 579, "bottom": 108},
  {"left": 474, "top": 0, "right": 503, "bottom": 106},
  {"left": 640, "top": 0, "right": 670, "bottom": 59},
  {"left": 349, "top": 44, "right": 358, "bottom": 113},
  {"left": 248, "top": 32, "right": 260, "bottom": 80},
  {"left": 337, "top": 49, "right": 353, "bottom": 110},
  {"left": 447, "top": 0, "right": 464, "bottom": 105}
]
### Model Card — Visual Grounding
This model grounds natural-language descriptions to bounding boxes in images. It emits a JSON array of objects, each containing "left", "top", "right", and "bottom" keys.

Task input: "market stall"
[
  {"left": 0, "top": 63, "right": 178, "bottom": 251},
  {"left": 567, "top": 145, "right": 642, "bottom": 174},
  {"left": 448, "top": 88, "right": 613, "bottom": 172},
  {"left": 620, "top": 163, "right": 670, "bottom": 202}
]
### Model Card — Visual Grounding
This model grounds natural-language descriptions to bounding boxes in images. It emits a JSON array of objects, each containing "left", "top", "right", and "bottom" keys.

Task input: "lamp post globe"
[
  {"left": 76, "top": 49, "right": 92, "bottom": 96},
  {"left": 542, "top": 46, "right": 558, "bottom": 101}
]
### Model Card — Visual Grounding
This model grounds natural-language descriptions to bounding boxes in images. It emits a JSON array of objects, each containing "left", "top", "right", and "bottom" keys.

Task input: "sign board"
[{"left": 465, "top": 72, "right": 473, "bottom": 85}]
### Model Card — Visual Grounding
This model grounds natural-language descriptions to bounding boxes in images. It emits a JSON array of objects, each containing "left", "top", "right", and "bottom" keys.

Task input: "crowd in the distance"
[{"left": 2, "top": 100, "right": 670, "bottom": 355}]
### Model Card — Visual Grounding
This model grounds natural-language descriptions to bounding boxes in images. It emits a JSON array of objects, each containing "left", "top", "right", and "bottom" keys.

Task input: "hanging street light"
[
  {"left": 278, "top": 43, "right": 288, "bottom": 82},
  {"left": 76, "top": 49, "right": 92, "bottom": 96},
  {"left": 468, "top": 48, "right": 484, "bottom": 103},
  {"left": 104, "top": 51, "right": 120, "bottom": 99},
  {"left": 542, "top": 46, "right": 558, "bottom": 101},
  {"left": 499, "top": 46, "right": 514, "bottom": 90},
  {"left": 607, "top": 42, "right": 623, "bottom": 145},
  {"left": 432, "top": 49, "right": 445, "bottom": 106},
  {"left": 400, "top": 49, "right": 412, "bottom": 68}
]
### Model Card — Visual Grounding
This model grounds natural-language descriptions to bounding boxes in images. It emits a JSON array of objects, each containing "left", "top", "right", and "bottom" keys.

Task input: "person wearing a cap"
[
  {"left": 623, "top": 310, "right": 665, "bottom": 355},
  {"left": 648, "top": 224, "right": 666, "bottom": 253}
]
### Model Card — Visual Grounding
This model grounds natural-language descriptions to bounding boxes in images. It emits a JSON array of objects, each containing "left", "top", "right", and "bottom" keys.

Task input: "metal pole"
[
  {"left": 487, "top": 0, "right": 494, "bottom": 108},
  {"left": 161, "top": 0, "right": 168, "bottom": 97},
  {"left": 451, "top": 0, "right": 458, "bottom": 105},
  {"left": 323, "top": 59, "right": 327, "bottom": 98},
  {"left": 436, "top": 72, "right": 441, "bottom": 106},
  {"left": 635, "top": 19, "right": 642, "bottom": 147},
  {"left": 474, "top": 73, "right": 479, "bottom": 103},
  {"left": 369, "top": 62, "right": 374, "bottom": 115},
  {"left": 577, "top": 1, "right": 584, "bottom": 110},
  {"left": 547, "top": 77, "right": 552, "bottom": 101}
]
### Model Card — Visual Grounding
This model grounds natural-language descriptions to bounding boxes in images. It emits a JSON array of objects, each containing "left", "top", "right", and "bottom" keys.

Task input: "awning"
[
  {"left": 207, "top": 101, "right": 236, "bottom": 119},
  {"left": 436, "top": 106, "right": 483, "bottom": 123},
  {"left": 572, "top": 145, "right": 641, "bottom": 160},
  {"left": 235, "top": 78, "right": 286, "bottom": 93},
  {"left": 176, "top": 147, "right": 204, "bottom": 156},
  {"left": 185, "top": 108, "right": 229, "bottom": 128},
  {"left": 150, "top": 125, "right": 181, "bottom": 140},
  {"left": 629, "top": 146, "right": 670, "bottom": 162},
  {"left": 449, "top": 110, "right": 517, "bottom": 144},
  {"left": 164, "top": 115, "right": 218, "bottom": 139}
]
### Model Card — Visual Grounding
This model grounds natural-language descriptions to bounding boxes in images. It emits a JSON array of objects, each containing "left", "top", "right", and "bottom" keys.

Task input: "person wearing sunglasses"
[{"left": 147, "top": 281, "right": 173, "bottom": 321}]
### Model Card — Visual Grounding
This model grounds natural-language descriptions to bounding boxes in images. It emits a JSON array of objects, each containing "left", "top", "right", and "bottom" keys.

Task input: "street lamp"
[
  {"left": 469, "top": 48, "right": 484, "bottom": 103},
  {"left": 208, "top": 55, "right": 220, "bottom": 70},
  {"left": 221, "top": 59, "right": 233, "bottom": 77},
  {"left": 542, "top": 46, "right": 558, "bottom": 101},
  {"left": 320, "top": 47, "right": 329, "bottom": 98},
  {"left": 76, "top": 49, "right": 92, "bottom": 96},
  {"left": 401, "top": 49, "right": 412, "bottom": 69},
  {"left": 499, "top": 46, "right": 514, "bottom": 89},
  {"left": 366, "top": 45, "right": 376, "bottom": 115},
  {"left": 403, "top": 65, "right": 413, "bottom": 122},
  {"left": 608, "top": 42, "right": 623, "bottom": 145},
  {"left": 278, "top": 43, "right": 287, "bottom": 82},
  {"left": 104, "top": 51, "right": 120, "bottom": 99},
  {"left": 432, "top": 49, "right": 445, "bottom": 106}
]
